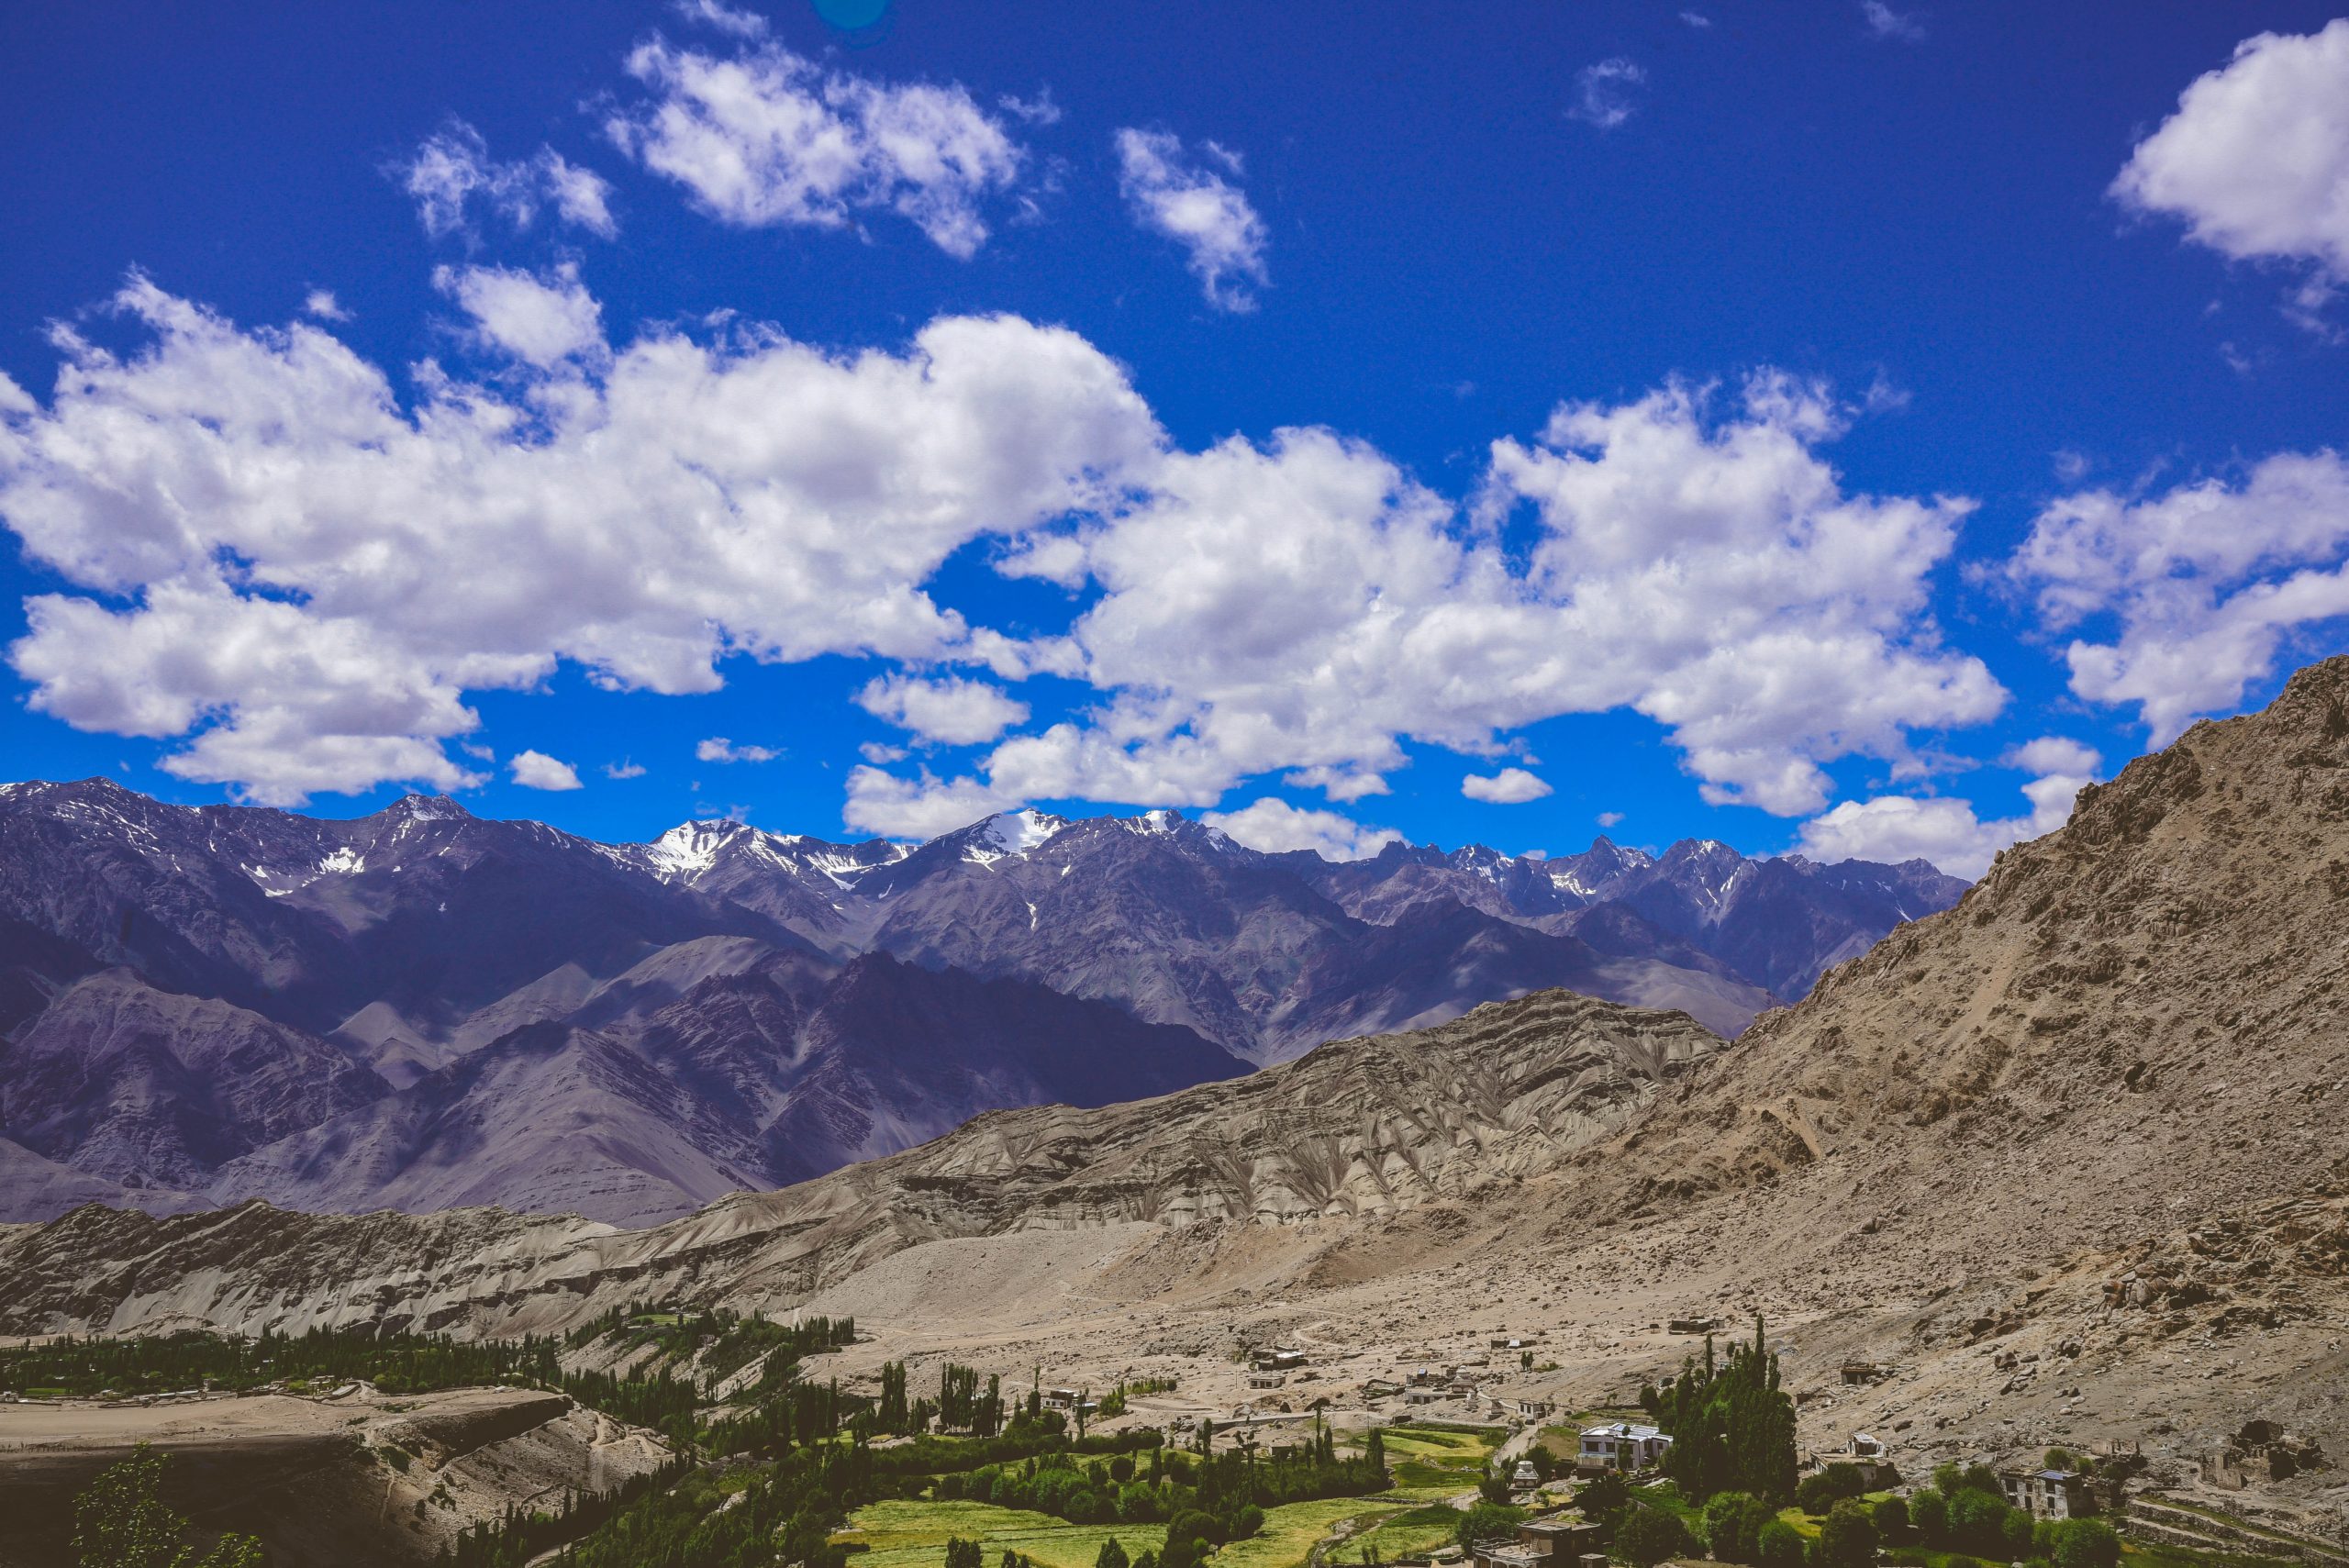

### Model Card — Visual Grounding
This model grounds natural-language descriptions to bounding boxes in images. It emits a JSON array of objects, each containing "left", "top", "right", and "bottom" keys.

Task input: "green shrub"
[
  {"left": 1756, "top": 1518, "right": 1807, "bottom": 1568},
  {"left": 2049, "top": 1518, "right": 2121, "bottom": 1568},
  {"left": 1812, "top": 1499, "right": 1879, "bottom": 1568},
  {"left": 1613, "top": 1505, "right": 1697, "bottom": 1568}
]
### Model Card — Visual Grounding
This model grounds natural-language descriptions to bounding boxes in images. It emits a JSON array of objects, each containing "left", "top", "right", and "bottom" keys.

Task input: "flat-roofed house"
[{"left": 1577, "top": 1422, "right": 1672, "bottom": 1473}]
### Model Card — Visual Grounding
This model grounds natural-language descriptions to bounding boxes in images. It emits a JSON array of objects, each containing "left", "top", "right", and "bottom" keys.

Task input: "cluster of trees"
[
  {"left": 1899, "top": 1463, "right": 2121, "bottom": 1568},
  {"left": 1, "top": 1326, "right": 563, "bottom": 1400},
  {"left": 936, "top": 1421, "right": 1386, "bottom": 1536},
  {"left": 69, "top": 1444, "right": 263, "bottom": 1568},
  {"left": 548, "top": 1438, "right": 879, "bottom": 1568},
  {"left": 432, "top": 1463, "right": 685, "bottom": 1568},
  {"left": 1641, "top": 1317, "right": 1799, "bottom": 1504},
  {"left": 941, "top": 1362, "right": 1009, "bottom": 1436},
  {"left": 1678, "top": 1459, "right": 2121, "bottom": 1568}
]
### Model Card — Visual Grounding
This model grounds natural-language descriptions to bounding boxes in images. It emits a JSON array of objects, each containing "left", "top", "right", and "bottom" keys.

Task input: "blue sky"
[{"left": 2, "top": 1, "right": 2345, "bottom": 873}]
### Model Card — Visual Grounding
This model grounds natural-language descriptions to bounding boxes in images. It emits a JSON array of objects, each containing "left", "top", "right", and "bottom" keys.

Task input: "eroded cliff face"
[
  {"left": 0, "top": 1385, "right": 669, "bottom": 1568},
  {"left": 0, "top": 988, "right": 1720, "bottom": 1338}
]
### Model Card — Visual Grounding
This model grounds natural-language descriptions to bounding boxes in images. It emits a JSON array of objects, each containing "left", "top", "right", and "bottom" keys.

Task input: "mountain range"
[
  {"left": 0, "top": 777, "right": 1961, "bottom": 1224},
  {"left": 7, "top": 655, "right": 2343, "bottom": 1365}
]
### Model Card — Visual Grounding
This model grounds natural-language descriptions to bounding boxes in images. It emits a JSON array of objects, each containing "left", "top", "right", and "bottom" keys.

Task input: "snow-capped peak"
[
  {"left": 966, "top": 808, "right": 1067, "bottom": 862},
  {"left": 641, "top": 819, "right": 745, "bottom": 880},
  {"left": 389, "top": 794, "right": 470, "bottom": 823}
]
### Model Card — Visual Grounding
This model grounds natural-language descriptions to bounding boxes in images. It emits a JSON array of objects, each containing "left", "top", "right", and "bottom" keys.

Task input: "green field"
[
  {"left": 840, "top": 1499, "right": 1167, "bottom": 1568},
  {"left": 840, "top": 1426, "right": 1501, "bottom": 1568},
  {"left": 1216, "top": 1497, "right": 1420, "bottom": 1568},
  {"left": 1343, "top": 1505, "right": 1465, "bottom": 1562},
  {"left": 1375, "top": 1424, "right": 1501, "bottom": 1502}
]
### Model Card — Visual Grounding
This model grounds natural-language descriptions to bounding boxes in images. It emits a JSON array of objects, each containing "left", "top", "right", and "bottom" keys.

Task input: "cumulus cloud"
[
  {"left": 1462, "top": 766, "right": 1553, "bottom": 804},
  {"left": 696, "top": 738, "right": 780, "bottom": 763},
  {"left": 876, "top": 371, "right": 1999, "bottom": 826},
  {"left": 303, "top": 290, "right": 350, "bottom": 322},
  {"left": 607, "top": 38, "right": 1022, "bottom": 258},
  {"left": 1114, "top": 128, "right": 1269, "bottom": 311},
  {"left": 1797, "top": 735, "right": 2100, "bottom": 879},
  {"left": 433, "top": 262, "right": 606, "bottom": 368},
  {"left": 841, "top": 765, "right": 1017, "bottom": 839},
  {"left": 0, "top": 277, "right": 1159, "bottom": 804},
  {"left": 1567, "top": 59, "right": 1646, "bottom": 130},
  {"left": 605, "top": 759, "right": 648, "bottom": 779},
  {"left": 2004, "top": 450, "right": 2349, "bottom": 740},
  {"left": 1201, "top": 796, "right": 1401, "bottom": 861},
  {"left": 0, "top": 274, "right": 2004, "bottom": 827},
  {"left": 856, "top": 673, "right": 1030, "bottom": 746},
  {"left": 1597, "top": 810, "right": 1625, "bottom": 828},
  {"left": 1861, "top": 2, "right": 1926, "bottom": 42},
  {"left": 2111, "top": 20, "right": 2349, "bottom": 308},
  {"left": 399, "top": 121, "right": 618, "bottom": 239},
  {"left": 510, "top": 749, "right": 584, "bottom": 790}
]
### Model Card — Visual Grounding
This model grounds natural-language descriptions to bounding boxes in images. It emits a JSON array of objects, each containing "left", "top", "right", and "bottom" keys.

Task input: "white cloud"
[
  {"left": 1282, "top": 763, "right": 1391, "bottom": 802},
  {"left": 1201, "top": 796, "right": 1401, "bottom": 861},
  {"left": 1462, "top": 766, "right": 1553, "bottom": 804},
  {"left": 303, "top": 290, "right": 350, "bottom": 322},
  {"left": 1680, "top": 12, "right": 1712, "bottom": 28},
  {"left": 998, "top": 90, "right": 1062, "bottom": 127},
  {"left": 0, "top": 278, "right": 2002, "bottom": 829},
  {"left": 858, "top": 740, "right": 907, "bottom": 764},
  {"left": 607, "top": 38, "right": 1022, "bottom": 258},
  {"left": 696, "top": 737, "right": 781, "bottom": 763},
  {"left": 841, "top": 765, "right": 1017, "bottom": 839},
  {"left": 433, "top": 263, "right": 606, "bottom": 368},
  {"left": 0, "top": 279, "right": 1158, "bottom": 805},
  {"left": 2111, "top": 20, "right": 2349, "bottom": 300},
  {"left": 2004, "top": 450, "right": 2349, "bottom": 741},
  {"left": 2008, "top": 735, "right": 2099, "bottom": 777},
  {"left": 855, "top": 673, "right": 1030, "bottom": 746},
  {"left": 1797, "top": 735, "right": 2100, "bottom": 878},
  {"left": 873, "top": 371, "right": 1998, "bottom": 827},
  {"left": 510, "top": 749, "right": 584, "bottom": 790},
  {"left": 399, "top": 121, "right": 618, "bottom": 239},
  {"left": 1567, "top": 59, "right": 1646, "bottom": 130},
  {"left": 1596, "top": 810, "right": 1624, "bottom": 828},
  {"left": 605, "top": 759, "right": 648, "bottom": 779},
  {"left": 1113, "top": 128, "right": 1269, "bottom": 311},
  {"left": 674, "top": 0, "right": 767, "bottom": 39},
  {"left": 1861, "top": 2, "right": 1926, "bottom": 42}
]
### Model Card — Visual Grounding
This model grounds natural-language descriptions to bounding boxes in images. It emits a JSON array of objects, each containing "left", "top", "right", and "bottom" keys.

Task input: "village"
[{"left": 811, "top": 1303, "right": 2346, "bottom": 1568}]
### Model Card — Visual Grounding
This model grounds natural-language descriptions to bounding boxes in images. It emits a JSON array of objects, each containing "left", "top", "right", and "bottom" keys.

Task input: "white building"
[{"left": 1577, "top": 1421, "right": 1673, "bottom": 1473}]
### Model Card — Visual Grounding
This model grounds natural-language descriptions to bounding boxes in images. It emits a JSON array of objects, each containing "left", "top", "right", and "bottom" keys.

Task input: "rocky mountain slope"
[
  {"left": 1553, "top": 653, "right": 2349, "bottom": 1275},
  {"left": 0, "top": 777, "right": 1951, "bottom": 1223},
  {"left": 0, "top": 987, "right": 1722, "bottom": 1337}
]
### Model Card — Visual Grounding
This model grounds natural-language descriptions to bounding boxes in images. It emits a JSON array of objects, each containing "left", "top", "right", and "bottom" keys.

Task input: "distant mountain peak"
[
  {"left": 384, "top": 793, "right": 472, "bottom": 822},
  {"left": 965, "top": 808, "right": 1070, "bottom": 861}
]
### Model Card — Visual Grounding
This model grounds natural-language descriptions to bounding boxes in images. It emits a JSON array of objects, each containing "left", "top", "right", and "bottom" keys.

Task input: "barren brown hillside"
[{"left": 1557, "top": 652, "right": 2349, "bottom": 1286}]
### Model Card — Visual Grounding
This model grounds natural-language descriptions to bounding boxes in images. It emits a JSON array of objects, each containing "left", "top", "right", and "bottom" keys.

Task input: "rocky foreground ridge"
[{"left": 0, "top": 988, "right": 1721, "bottom": 1337}]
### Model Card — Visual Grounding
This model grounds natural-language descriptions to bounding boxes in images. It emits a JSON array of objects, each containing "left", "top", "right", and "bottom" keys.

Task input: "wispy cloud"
[
  {"left": 1567, "top": 59, "right": 1647, "bottom": 130},
  {"left": 1861, "top": 2, "right": 1926, "bottom": 42},
  {"left": 1114, "top": 128, "right": 1270, "bottom": 311}
]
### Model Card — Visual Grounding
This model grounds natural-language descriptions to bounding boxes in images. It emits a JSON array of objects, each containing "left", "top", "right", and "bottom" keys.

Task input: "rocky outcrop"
[
  {"left": 0, "top": 1385, "right": 666, "bottom": 1567},
  {"left": 1561, "top": 654, "right": 2349, "bottom": 1275}
]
